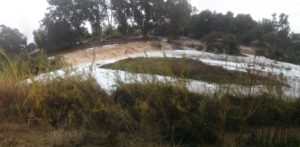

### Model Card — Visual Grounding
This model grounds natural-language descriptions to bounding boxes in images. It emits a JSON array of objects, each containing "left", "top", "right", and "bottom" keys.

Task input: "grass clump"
[
  {"left": 245, "top": 128, "right": 300, "bottom": 147},
  {"left": 111, "top": 83, "right": 300, "bottom": 146},
  {"left": 113, "top": 83, "right": 218, "bottom": 145},
  {"left": 0, "top": 76, "right": 299, "bottom": 146},
  {"left": 27, "top": 77, "right": 109, "bottom": 127}
]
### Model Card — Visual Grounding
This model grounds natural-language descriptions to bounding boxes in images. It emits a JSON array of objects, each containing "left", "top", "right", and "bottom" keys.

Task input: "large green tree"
[
  {"left": 129, "top": 0, "right": 154, "bottom": 37},
  {"left": 189, "top": 10, "right": 215, "bottom": 38},
  {"left": 0, "top": 25, "right": 27, "bottom": 54},
  {"left": 40, "top": 12, "right": 82, "bottom": 51},
  {"left": 165, "top": 0, "right": 192, "bottom": 37},
  {"left": 47, "top": 0, "right": 87, "bottom": 40},
  {"left": 111, "top": 0, "right": 132, "bottom": 35},
  {"left": 76, "top": 0, "right": 107, "bottom": 36},
  {"left": 35, "top": 0, "right": 91, "bottom": 51},
  {"left": 233, "top": 14, "right": 257, "bottom": 37}
]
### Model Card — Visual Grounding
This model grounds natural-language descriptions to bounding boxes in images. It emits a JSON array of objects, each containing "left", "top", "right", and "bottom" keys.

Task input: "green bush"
[
  {"left": 245, "top": 128, "right": 300, "bottom": 147},
  {"left": 248, "top": 97, "right": 293, "bottom": 127},
  {"left": 202, "top": 32, "right": 239, "bottom": 54},
  {"left": 113, "top": 83, "right": 218, "bottom": 144}
]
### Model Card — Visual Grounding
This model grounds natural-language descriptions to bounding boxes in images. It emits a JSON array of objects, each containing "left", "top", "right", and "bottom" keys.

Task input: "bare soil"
[
  {"left": 61, "top": 41, "right": 173, "bottom": 65},
  {"left": 0, "top": 122, "right": 165, "bottom": 146},
  {"left": 240, "top": 46, "right": 256, "bottom": 55}
]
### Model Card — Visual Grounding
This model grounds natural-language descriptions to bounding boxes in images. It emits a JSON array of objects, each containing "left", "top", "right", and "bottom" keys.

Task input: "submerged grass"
[{"left": 0, "top": 49, "right": 299, "bottom": 146}]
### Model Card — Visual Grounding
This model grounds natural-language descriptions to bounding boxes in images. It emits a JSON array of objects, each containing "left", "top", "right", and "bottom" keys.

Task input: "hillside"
[
  {"left": 45, "top": 40, "right": 299, "bottom": 98},
  {"left": 1, "top": 0, "right": 300, "bottom": 145},
  {"left": 1, "top": 40, "right": 300, "bottom": 146}
]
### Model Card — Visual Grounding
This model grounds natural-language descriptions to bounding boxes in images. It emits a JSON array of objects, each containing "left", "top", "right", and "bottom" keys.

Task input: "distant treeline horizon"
[{"left": 0, "top": 0, "right": 300, "bottom": 64}]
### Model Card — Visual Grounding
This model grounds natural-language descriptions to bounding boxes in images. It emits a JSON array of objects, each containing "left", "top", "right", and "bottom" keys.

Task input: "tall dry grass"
[{"left": 0, "top": 48, "right": 299, "bottom": 146}]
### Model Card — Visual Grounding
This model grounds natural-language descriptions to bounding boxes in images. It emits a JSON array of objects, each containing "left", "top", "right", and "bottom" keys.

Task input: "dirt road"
[{"left": 61, "top": 41, "right": 173, "bottom": 65}]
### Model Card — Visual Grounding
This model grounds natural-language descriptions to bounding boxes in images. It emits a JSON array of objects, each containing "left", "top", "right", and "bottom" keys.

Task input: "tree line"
[
  {"left": 33, "top": 0, "right": 192, "bottom": 51},
  {"left": 189, "top": 10, "right": 294, "bottom": 57},
  {"left": 0, "top": 0, "right": 300, "bottom": 63}
]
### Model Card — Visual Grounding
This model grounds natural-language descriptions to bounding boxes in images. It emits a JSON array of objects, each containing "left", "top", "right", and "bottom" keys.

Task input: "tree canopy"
[
  {"left": 34, "top": 0, "right": 192, "bottom": 51},
  {"left": 28, "top": 0, "right": 300, "bottom": 64},
  {"left": 0, "top": 25, "right": 27, "bottom": 54}
]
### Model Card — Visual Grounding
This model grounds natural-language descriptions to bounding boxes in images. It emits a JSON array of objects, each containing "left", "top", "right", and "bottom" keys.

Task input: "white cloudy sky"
[
  {"left": 0, "top": 0, "right": 48, "bottom": 42},
  {"left": 0, "top": 0, "right": 299, "bottom": 42}
]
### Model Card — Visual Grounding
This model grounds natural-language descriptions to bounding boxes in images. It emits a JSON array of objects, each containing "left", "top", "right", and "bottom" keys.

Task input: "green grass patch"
[{"left": 102, "top": 57, "right": 283, "bottom": 86}]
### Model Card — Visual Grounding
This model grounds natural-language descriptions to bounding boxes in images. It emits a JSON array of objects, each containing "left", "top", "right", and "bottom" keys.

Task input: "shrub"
[
  {"left": 27, "top": 77, "right": 133, "bottom": 130},
  {"left": 245, "top": 128, "right": 300, "bottom": 147},
  {"left": 113, "top": 83, "right": 218, "bottom": 144},
  {"left": 223, "top": 33, "right": 239, "bottom": 54},
  {"left": 247, "top": 96, "right": 293, "bottom": 127},
  {"left": 202, "top": 32, "right": 239, "bottom": 54}
]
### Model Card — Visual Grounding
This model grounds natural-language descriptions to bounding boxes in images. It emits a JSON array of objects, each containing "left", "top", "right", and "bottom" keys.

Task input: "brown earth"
[
  {"left": 60, "top": 41, "right": 173, "bottom": 65},
  {"left": 240, "top": 46, "right": 256, "bottom": 55},
  {"left": 0, "top": 123, "right": 164, "bottom": 146}
]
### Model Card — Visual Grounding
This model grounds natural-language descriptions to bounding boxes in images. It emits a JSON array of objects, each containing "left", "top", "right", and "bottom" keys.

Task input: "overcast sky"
[{"left": 0, "top": 0, "right": 299, "bottom": 42}]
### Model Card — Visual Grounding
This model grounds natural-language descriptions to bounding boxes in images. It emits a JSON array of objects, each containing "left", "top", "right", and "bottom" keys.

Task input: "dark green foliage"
[
  {"left": 77, "top": 0, "right": 107, "bottom": 36},
  {"left": 233, "top": 14, "right": 257, "bottom": 38},
  {"left": 188, "top": 10, "right": 215, "bottom": 38},
  {"left": 27, "top": 0, "right": 300, "bottom": 66},
  {"left": 128, "top": 0, "right": 192, "bottom": 37},
  {"left": 34, "top": 0, "right": 192, "bottom": 52},
  {"left": 34, "top": 0, "right": 105, "bottom": 51},
  {"left": 187, "top": 11, "right": 300, "bottom": 64},
  {"left": 111, "top": 84, "right": 300, "bottom": 145},
  {"left": 27, "top": 43, "right": 37, "bottom": 51},
  {"left": 113, "top": 83, "right": 218, "bottom": 144},
  {"left": 38, "top": 16, "right": 84, "bottom": 51},
  {"left": 240, "top": 27, "right": 260, "bottom": 44},
  {"left": 223, "top": 33, "right": 239, "bottom": 54},
  {"left": 165, "top": 0, "right": 192, "bottom": 37},
  {"left": 202, "top": 32, "right": 239, "bottom": 54},
  {"left": 188, "top": 10, "right": 263, "bottom": 44},
  {"left": 188, "top": 10, "right": 256, "bottom": 40},
  {"left": 0, "top": 25, "right": 27, "bottom": 54},
  {"left": 244, "top": 95, "right": 300, "bottom": 127},
  {"left": 245, "top": 128, "right": 300, "bottom": 147},
  {"left": 111, "top": 0, "right": 132, "bottom": 35},
  {"left": 292, "top": 100, "right": 300, "bottom": 126}
]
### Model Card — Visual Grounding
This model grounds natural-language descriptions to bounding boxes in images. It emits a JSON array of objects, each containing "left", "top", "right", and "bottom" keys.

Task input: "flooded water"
[{"left": 28, "top": 49, "right": 300, "bottom": 98}]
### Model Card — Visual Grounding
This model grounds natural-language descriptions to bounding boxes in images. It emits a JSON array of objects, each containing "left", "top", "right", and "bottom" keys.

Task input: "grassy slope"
[
  {"left": 1, "top": 81, "right": 299, "bottom": 146},
  {"left": 102, "top": 57, "right": 283, "bottom": 86},
  {"left": 0, "top": 49, "right": 299, "bottom": 146}
]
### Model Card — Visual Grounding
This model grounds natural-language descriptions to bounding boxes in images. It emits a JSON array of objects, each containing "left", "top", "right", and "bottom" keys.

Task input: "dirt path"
[
  {"left": 61, "top": 41, "right": 173, "bottom": 65},
  {"left": 240, "top": 46, "right": 256, "bottom": 55}
]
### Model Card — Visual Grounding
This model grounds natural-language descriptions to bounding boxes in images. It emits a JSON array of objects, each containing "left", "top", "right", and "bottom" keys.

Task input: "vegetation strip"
[{"left": 102, "top": 57, "right": 284, "bottom": 86}]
